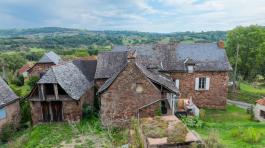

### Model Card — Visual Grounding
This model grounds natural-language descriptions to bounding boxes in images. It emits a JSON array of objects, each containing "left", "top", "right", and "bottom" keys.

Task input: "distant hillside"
[{"left": 0, "top": 27, "right": 227, "bottom": 51}]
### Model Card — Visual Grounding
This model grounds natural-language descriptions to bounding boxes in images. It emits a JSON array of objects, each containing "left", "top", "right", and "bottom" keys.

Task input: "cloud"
[{"left": 0, "top": 0, "right": 264, "bottom": 32}]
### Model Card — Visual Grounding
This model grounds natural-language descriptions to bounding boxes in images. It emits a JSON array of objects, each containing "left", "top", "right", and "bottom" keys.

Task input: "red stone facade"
[
  {"left": 0, "top": 101, "right": 21, "bottom": 131},
  {"left": 28, "top": 63, "right": 55, "bottom": 77},
  {"left": 100, "top": 62, "right": 162, "bottom": 127},
  {"left": 30, "top": 87, "right": 94, "bottom": 125},
  {"left": 168, "top": 71, "right": 229, "bottom": 109}
]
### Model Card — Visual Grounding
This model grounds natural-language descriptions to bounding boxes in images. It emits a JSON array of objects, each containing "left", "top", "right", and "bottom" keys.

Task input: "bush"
[
  {"left": 180, "top": 116, "right": 204, "bottom": 128},
  {"left": 82, "top": 103, "right": 94, "bottom": 118},
  {"left": 242, "top": 128, "right": 263, "bottom": 144},
  {"left": 230, "top": 127, "right": 263, "bottom": 144},
  {"left": 27, "top": 76, "right": 40, "bottom": 88},
  {"left": 20, "top": 97, "right": 32, "bottom": 125},
  {"left": 12, "top": 75, "right": 24, "bottom": 86},
  {"left": 199, "top": 109, "right": 206, "bottom": 120},
  {"left": 0, "top": 123, "right": 16, "bottom": 143},
  {"left": 204, "top": 129, "right": 223, "bottom": 148}
]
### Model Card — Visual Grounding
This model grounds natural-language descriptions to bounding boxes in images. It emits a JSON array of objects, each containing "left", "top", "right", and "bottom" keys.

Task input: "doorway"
[{"left": 41, "top": 101, "right": 63, "bottom": 122}]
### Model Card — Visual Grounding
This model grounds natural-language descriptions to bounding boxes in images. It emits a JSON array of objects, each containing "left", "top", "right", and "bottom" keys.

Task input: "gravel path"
[{"left": 227, "top": 99, "right": 254, "bottom": 110}]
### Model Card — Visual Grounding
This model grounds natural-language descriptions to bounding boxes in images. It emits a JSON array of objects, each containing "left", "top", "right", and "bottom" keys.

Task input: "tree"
[{"left": 226, "top": 25, "right": 265, "bottom": 80}]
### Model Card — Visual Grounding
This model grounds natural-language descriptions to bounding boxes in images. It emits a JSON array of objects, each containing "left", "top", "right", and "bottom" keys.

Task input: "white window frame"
[
  {"left": 195, "top": 77, "right": 210, "bottom": 91},
  {"left": 187, "top": 66, "right": 194, "bottom": 73},
  {"left": 175, "top": 79, "right": 180, "bottom": 89}
]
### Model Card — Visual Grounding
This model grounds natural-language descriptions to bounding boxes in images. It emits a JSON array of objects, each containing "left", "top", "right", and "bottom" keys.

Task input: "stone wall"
[
  {"left": 30, "top": 101, "right": 42, "bottom": 125},
  {"left": 0, "top": 101, "right": 21, "bottom": 130},
  {"left": 169, "top": 71, "right": 229, "bottom": 109},
  {"left": 100, "top": 61, "right": 162, "bottom": 127},
  {"left": 254, "top": 104, "right": 265, "bottom": 122},
  {"left": 28, "top": 63, "right": 55, "bottom": 77}
]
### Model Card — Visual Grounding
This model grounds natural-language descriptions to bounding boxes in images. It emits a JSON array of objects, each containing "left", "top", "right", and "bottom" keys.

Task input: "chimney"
[
  {"left": 127, "top": 49, "right": 136, "bottom": 63},
  {"left": 217, "top": 40, "right": 225, "bottom": 48}
]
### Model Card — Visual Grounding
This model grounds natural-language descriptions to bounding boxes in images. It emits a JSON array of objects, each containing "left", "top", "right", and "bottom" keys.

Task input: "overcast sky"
[{"left": 0, "top": 0, "right": 265, "bottom": 32}]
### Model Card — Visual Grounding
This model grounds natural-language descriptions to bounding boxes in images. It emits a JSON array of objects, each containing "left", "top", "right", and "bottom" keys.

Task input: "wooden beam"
[{"left": 54, "top": 84, "right": 59, "bottom": 100}]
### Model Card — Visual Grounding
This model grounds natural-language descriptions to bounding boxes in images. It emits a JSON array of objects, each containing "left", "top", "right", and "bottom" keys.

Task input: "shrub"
[
  {"left": 199, "top": 109, "right": 206, "bottom": 120},
  {"left": 0, "top": 123, "right": 16, "bottom": 143},
  {"left": 230, "top": 127, "right": 263, "bottom": 144},
  {"left": 204, "top": 129, "right": 223, "bottom": 148},
  {"left": 242, "top": 127, "right": 262, "bottom": 144},
  {"left": 82, "top": 103, "right": 94, "bottom": 118},
  {"left": 27, "top": 76, "right": 40, "bottom": 88},
  {"left": 20, "top": 97, "right": 32, "bottom": 125},
  {"left": 180, "top": 116, "right": 204, "bottom": 128},
  {"left": 12, "top": 75, "right": 24, "bottom": 86}
]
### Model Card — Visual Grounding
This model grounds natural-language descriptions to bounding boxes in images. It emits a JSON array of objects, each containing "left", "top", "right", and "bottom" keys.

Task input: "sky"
[{"left": 0, "top": 0, "right": 265, "bottom": 33}]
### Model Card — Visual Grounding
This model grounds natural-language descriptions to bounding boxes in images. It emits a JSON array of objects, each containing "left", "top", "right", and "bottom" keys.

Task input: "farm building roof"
[
  {"left": 38, "top": 51, "right": 62, "bottom": 64},
  {"left": 0, "top": 77, "right": 19, "bottom": 108},
  {"left": 38, "top": 60, "right": 96, "bottom": 100}
]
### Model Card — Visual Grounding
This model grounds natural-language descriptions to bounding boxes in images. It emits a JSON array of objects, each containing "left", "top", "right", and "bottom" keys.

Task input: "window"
[
  {"left": 174, "top": 79, "right": 179, "bottom": 89},
  {"left": 187, "top": 66, "right": 194, "bottom": 73},
  {"left": 260, "top": 110, "right": 265, "bottom": 119},
  {"left": 199, "top": 77, "right": 206, "bottom": 89},
  {"left": 195, "top": 77, "right": 210, "bottom": 90},
  {"left": 0, "top": 108, "right": 6, "bottom": 120},
  {"left": 136, "top": 83, "right": 143, "bottom": 93}
]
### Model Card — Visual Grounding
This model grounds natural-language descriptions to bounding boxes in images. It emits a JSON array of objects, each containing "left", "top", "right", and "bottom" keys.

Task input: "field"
[
  {"left": 229, "top": 81, "right": 265, "bottom": 104},
  {"left": 195, "top": 105, "right": 265, "bottom": 148},
  {"left": 1, "top": 117, "right": 128, "bottom": 148}
]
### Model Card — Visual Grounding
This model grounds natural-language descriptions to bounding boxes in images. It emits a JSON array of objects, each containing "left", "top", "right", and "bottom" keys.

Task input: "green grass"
[
  {"left": 2, "top": 117, "right": 128, "bottom": 148},
  {"left": 229, "top": 82, "right": 265, "bottom": 104},
  {"left": 194, "top": 105, "right": 265, "bottom": 148}
]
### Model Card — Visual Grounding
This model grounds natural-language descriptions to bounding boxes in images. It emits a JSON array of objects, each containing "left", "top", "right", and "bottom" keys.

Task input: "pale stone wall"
[{"left": 254, "top": 104, "right": 265, "bottom": 122}]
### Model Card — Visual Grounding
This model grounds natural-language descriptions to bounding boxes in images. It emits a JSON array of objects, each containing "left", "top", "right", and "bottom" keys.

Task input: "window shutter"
[
  {"left": 195, "top": 78, "right": 199, "bottom": 90},
  {"left": 175, "top": 79, "right": 179, "bottom": 89},
  {"left": 206, "top": 77, "right": 210, "bottom": 90}
]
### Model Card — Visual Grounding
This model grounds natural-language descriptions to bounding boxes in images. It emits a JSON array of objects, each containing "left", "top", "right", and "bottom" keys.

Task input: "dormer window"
[
  {"left": 187, "top": 65, "right": 194, "bottom": 73},
  {"left": 184, "top": 58, "right": 195, "bottom": 73}
]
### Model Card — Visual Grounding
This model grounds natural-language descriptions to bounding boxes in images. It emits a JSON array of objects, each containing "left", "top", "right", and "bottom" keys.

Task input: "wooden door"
[
  {"left": 41, "top": 102, "right": 51, "bottom": 122},
  {"left": 51, "top": 101, "right": 63, "bottom": 122}
]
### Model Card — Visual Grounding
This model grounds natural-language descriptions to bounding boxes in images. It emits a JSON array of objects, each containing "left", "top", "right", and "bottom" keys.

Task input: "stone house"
[
  {"left": 18, "top": 63, "right": 32, "bottom": 79},
  {"left": 254, "top": 98, "right": 265, "bottom": 122},
  {"left": 97, "top": 51, "right": 179, "bottom": 127},
  {"left": 28, "top": 51, "right": 62, "bottom": 78},
  {"left": 28, "top": 59, "right": 97, "bottom": 125},
  {"left": 0, "top": 77, "right": 20, "bottom": 131},
  {"left": 95, "top": 42, "right": 232, "bottom": 126}
]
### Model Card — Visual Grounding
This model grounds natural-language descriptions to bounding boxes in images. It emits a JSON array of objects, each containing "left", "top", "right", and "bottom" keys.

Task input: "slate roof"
[
  {"left": 38, "top": 62, "right": 92, "bottom": 100},
  {"left": 73, "top": 59, "right": 97, "bottom": 82},
  {"left": 97, "top": 62, "right": 179, "bottom": 94},
  {"left": 95, "top": 43, "right": 232, "bottom": 79},
  {"left": 95, "top": 51, "right": 128, "bottom": 79},
  {"left": 0, "top": 77, "right": 19, "bottom": 108},
  {"left": 38, "top": 51, "right": 62, "bottom": 64}
]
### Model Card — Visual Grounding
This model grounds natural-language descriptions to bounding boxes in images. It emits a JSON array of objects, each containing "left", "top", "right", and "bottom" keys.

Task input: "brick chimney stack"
[{"left": 217, "top": 40, "right": 225, "bottom": 48}]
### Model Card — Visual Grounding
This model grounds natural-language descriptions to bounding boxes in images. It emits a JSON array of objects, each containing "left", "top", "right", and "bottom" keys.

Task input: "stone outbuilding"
[
  {"left": 28, "top": 59, "right": 97, "bottom": 124},
  {"left": 254, "top": 97, "right": 265, "bottom": 122},
  {"left": 97, "top": 51, "right": 179, "bottom": 127},
  {"left": 28, "top": 51, "right": 62, "bottom": 78},
  {"left": 0, "top": 77, "right": 20, "bottom": 131}
]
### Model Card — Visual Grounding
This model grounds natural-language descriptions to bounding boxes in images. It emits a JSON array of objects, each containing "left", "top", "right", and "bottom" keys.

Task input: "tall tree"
[{"left": 226, "top": 25, "right": 265, "bottom": 80}]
